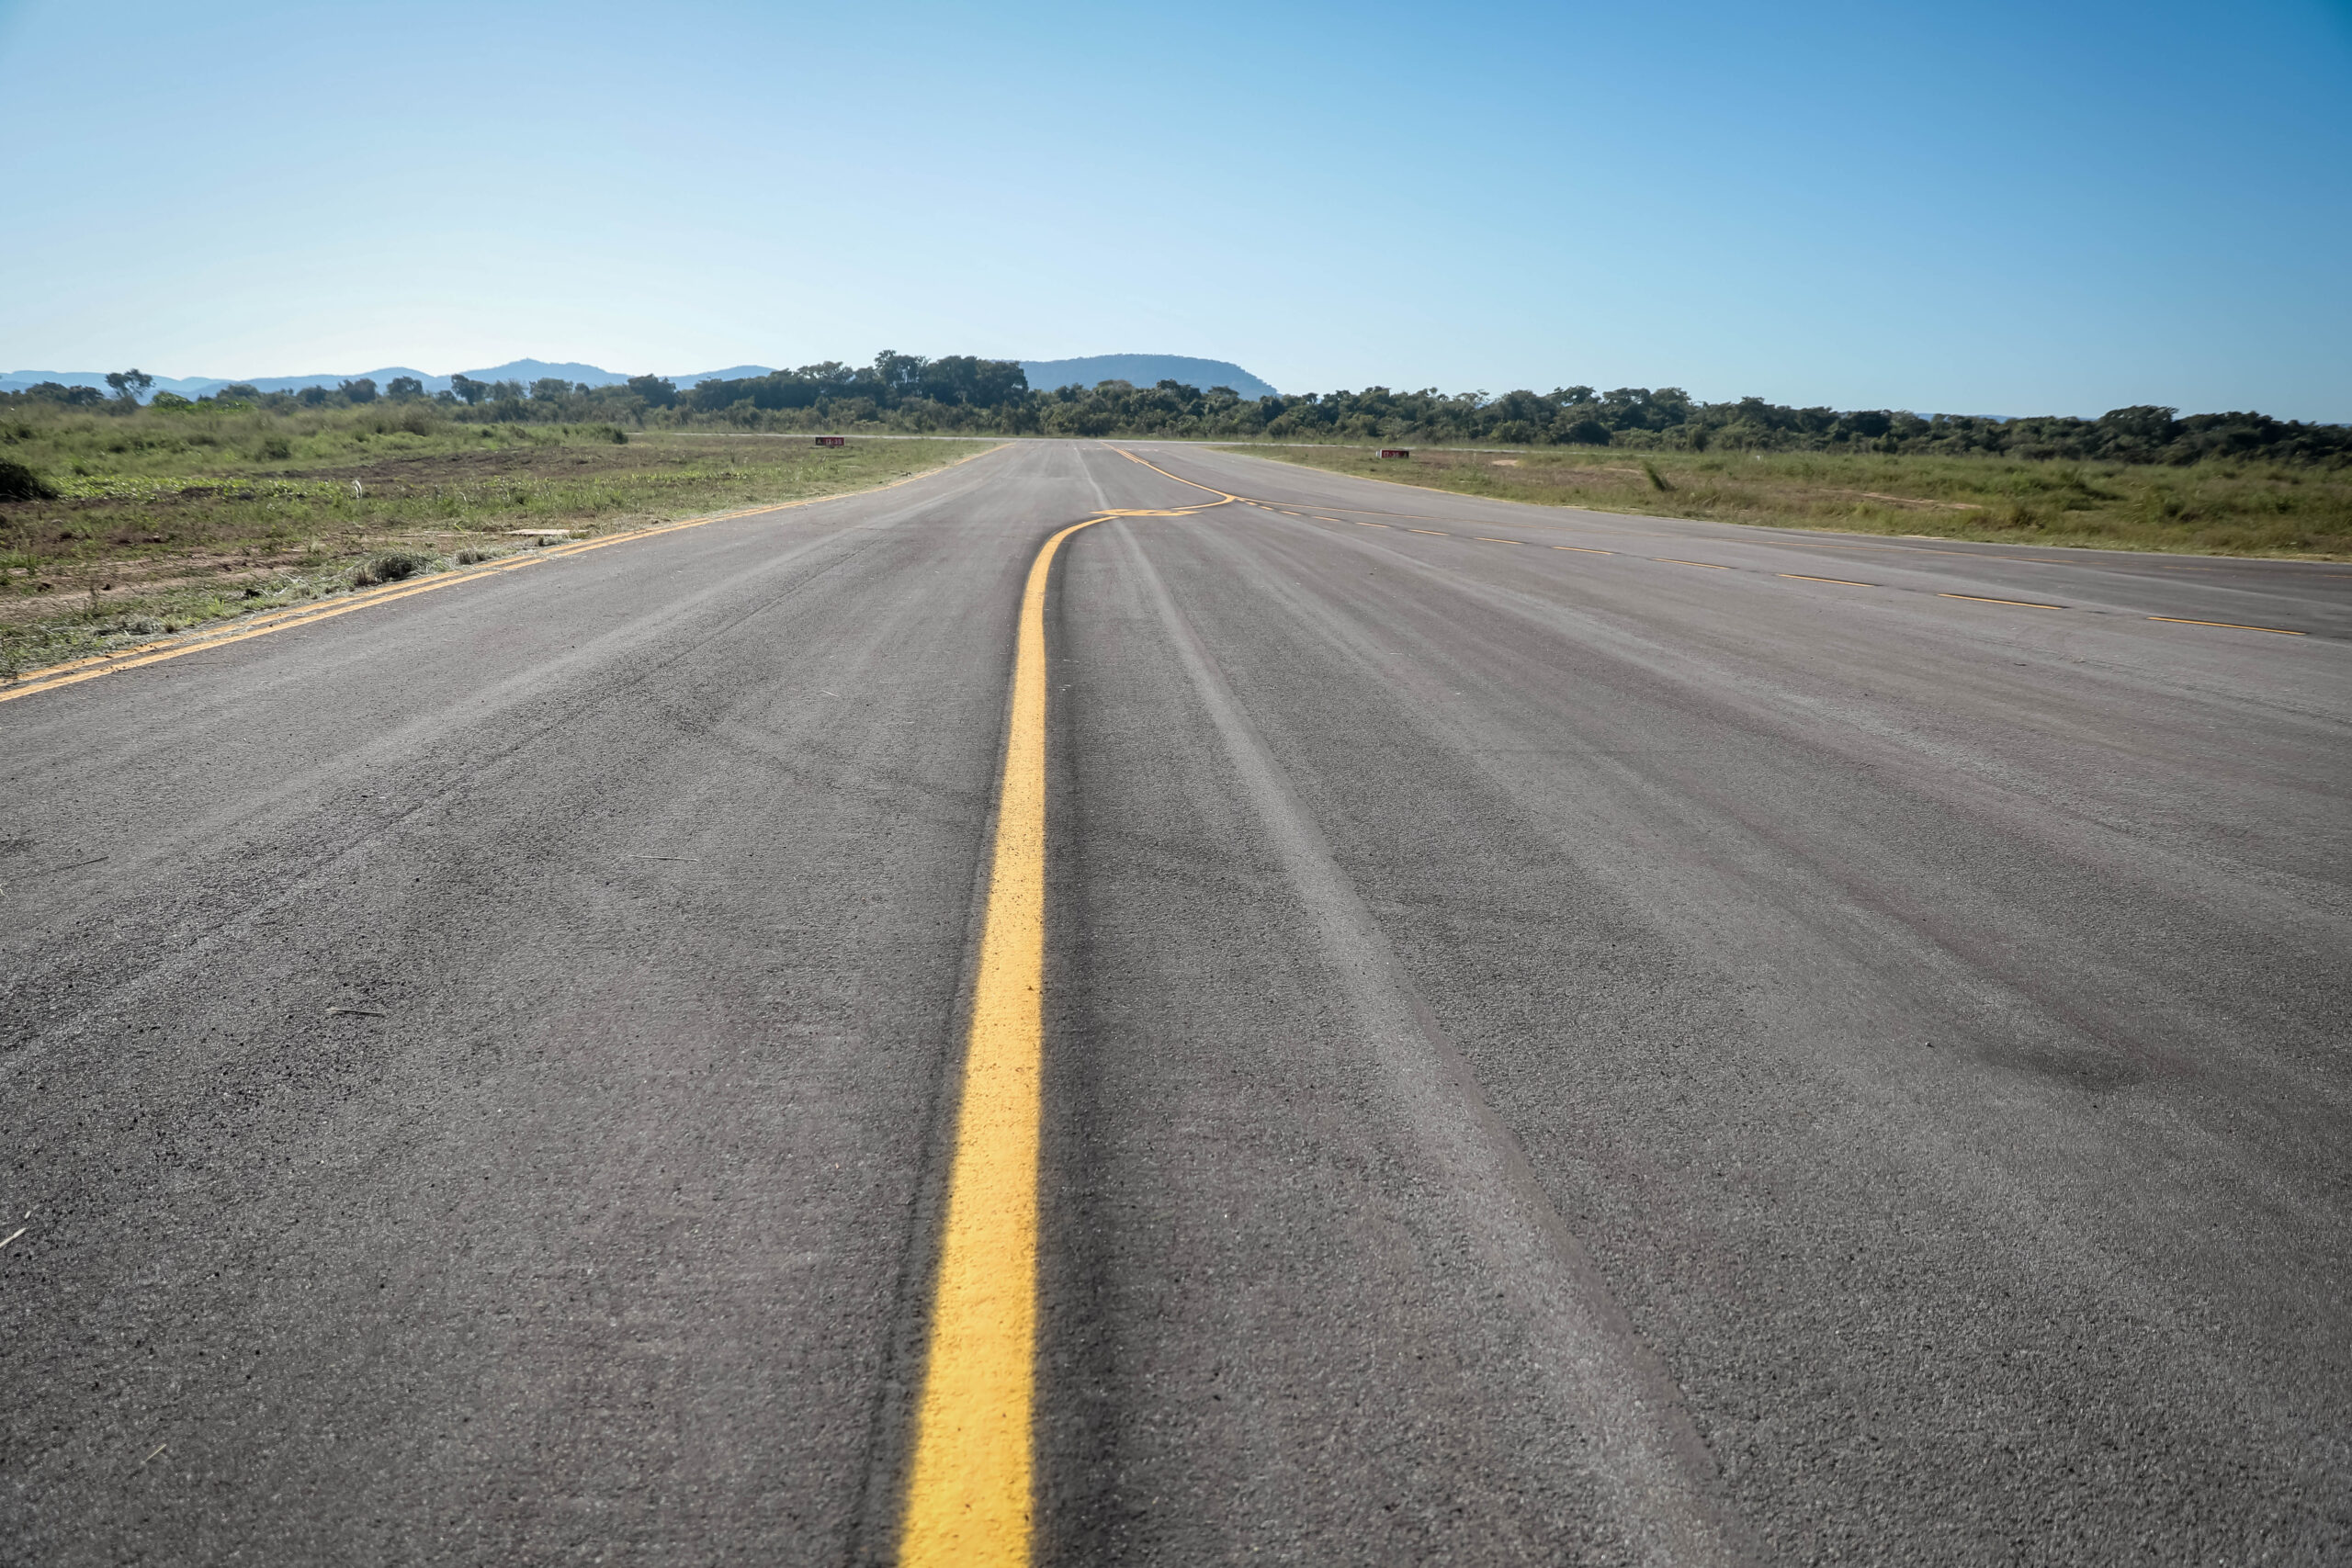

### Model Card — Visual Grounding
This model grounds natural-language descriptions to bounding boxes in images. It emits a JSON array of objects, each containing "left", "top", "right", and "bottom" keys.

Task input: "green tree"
[
  {"left": 385, "top": 376, "right": 424, "bottom": 400},
  {"left": 449, "top": 375, "right": 489, "bottom": 406},
  {"left": 105, "top": 368, "right": 154, "bottom": 404},
  {"left": 340, "top": 378, "right": 379, "bottom": 404}
]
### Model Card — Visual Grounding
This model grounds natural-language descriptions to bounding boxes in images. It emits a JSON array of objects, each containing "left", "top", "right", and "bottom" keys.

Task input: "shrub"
[
  {"left": 350, "top": 549, "right": 439, "bottom": 587},
  {"left": 0, "top": 458, "right": 58, "bottom": 501}
]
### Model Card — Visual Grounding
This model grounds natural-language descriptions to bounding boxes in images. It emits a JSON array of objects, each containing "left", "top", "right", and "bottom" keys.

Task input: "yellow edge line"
[
  {"left": 899, "top": 513, "right": 1106, "bottom": 1568},
  {"left": 0, "top": 444, "right": 1008, "bottom": 705},
  {"left": 2147, "top": 615, "right": 2304, "bottom": 635},
  {"left": 1937, "top": 592, "right": 2064, "bottom": 609}
]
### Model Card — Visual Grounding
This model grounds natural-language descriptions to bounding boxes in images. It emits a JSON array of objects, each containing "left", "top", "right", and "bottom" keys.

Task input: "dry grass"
[
  {"left": 1218, "top": 444, "right": 2352, "bottom": 559},
  {"left": 0, "top": 408, "right": 977, "bottom": 673}
]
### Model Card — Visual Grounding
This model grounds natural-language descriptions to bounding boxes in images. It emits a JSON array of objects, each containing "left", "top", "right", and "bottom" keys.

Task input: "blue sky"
[{"left": 3, "top": 0, "right": 2346, "bottom": 418}]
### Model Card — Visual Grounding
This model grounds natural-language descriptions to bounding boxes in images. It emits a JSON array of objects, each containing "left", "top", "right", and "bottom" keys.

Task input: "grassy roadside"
[
  {"left": 0, "top": 406, "right": 982, "bottom": 676},
  {"left": 1212, "top": 443, "right": 2352, "bottom": 559}
]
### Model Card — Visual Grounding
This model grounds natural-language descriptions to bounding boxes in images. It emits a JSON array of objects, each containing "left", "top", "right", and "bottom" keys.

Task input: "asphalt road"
[{"left": 5, "top": 440, "right": 2346, "bottom": 1564}]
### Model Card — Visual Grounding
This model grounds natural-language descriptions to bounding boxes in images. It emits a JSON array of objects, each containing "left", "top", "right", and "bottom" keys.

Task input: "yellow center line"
[
  {"left": 1779, "top": 572, "right": 1877, "bottom": 587},
  {"left": 899, "top": 513, "right": 1104, "bottom": 1568},
  {"left": 1937, "top": 592, "right": 2065, "bottom": 609},
  {"left": 1408, "top": 529, "right": 1450, "bottom": 536},
  {"left": 1554, "top": 545, "right": 1614, "bottom": 555},
  {"left": 1355, "top": 522, "right": 1393, "bottom": 528},
  {"left": 2147, "top": 615, "right": 2305, "bottom": 636},
  {"left": 1, "top": 445, "right": 1010, "bottom": 705},
  {"left": 1654, "top": 558, "right": 1730, "bottom": 570},
  {"left": 1475, "top": 537, "right": 1525, "bottom": 544},
  {"left": 1112, "top": 446, "right": 1241, "bottom": 502}
]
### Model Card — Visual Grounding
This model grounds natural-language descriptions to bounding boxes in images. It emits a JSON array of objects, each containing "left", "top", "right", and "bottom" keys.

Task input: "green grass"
[
  {"left": 0, "top": 402, "right": 981, "bottom": 675},
  {"left": 1215, "top": 443, "right": 2352, "bottom": 559}
]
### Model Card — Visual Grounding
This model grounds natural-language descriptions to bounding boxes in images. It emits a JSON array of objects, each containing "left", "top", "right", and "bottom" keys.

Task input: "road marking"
[
  {"left": 1144, "top": 450, "right": 2331, "bottom": 644},
  {"left": 1113, "top": 447, "right": 1241, "bottom": 502},
  {"left": 0, "top": 446, "right": 1010, "bottom": 706},
  {"left": 899, "top": 513, "right": 1104, "bottom": 1568},
  {"left": 1937, "top": 592, "right": 2064, "bottom": 610},
  {"left": 0, "top": 559, "right": 563, "bottom": 705},
  {"left": 2147, "top": 615, "right": 2305, "bottom": 636},
  {"left": 1116, "top": 449, "right": 2321, "bottom": 653}
]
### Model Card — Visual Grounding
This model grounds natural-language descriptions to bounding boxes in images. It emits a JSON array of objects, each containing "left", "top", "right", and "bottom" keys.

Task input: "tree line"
[{"left": 7, "top": 355, "right": 2342, "bottom": 467}]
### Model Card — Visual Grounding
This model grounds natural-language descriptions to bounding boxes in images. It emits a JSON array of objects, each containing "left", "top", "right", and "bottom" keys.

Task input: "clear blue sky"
[{"left": 4, "top": 0, "right": 2346, "bottom": 418}]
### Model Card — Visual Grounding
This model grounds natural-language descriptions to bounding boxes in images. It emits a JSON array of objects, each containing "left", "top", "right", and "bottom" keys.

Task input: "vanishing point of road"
[{"left": 5, "top": 441, "right": 2347, "bottom": 1564}]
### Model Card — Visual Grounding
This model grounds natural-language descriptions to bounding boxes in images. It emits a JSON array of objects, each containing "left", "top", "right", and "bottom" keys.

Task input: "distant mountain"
[
  {"left": 226, "top": 367, "right": 441, "bottom": 395},
  {"left": 675, "top": 366, "right": 777, "bottom": 387},
  {"left": 5, "top": 353, "right": 1280, "bottom": 401},
  {"left": 1022, "top": 355, "right": 1277, "bottom": 399},
  {"left": 0, "top": 364, "right": 599, "bottom": 398},
  {"left": 0, "top": 369, "right": 266, "bottom": 399},
  {"left": 455, "top": 359, "right": 630, "bottom": 389}
]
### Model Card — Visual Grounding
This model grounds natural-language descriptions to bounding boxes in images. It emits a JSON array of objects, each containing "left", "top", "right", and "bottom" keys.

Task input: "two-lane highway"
[{"left": 5, "top": 440, "right": 2346, "bottom": 1564}]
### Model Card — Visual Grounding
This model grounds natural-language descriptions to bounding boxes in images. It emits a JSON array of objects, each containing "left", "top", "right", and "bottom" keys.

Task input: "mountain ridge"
[
  {"left": 2, "top": 354, "right": 1280, "bottom": 400},
  {"left": 1021, "top": 355, "right": 1276, "bottom": 399}
]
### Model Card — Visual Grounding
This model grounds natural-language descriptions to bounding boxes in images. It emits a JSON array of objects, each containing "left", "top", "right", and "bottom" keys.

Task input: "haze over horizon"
[{"left": 3, "top": 0, "right": 2346, "bottom": 421}]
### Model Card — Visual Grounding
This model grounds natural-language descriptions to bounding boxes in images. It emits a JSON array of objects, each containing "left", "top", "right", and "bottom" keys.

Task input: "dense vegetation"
[{"left": 11, "top": 354, "right": 2343, "bottom": 469}]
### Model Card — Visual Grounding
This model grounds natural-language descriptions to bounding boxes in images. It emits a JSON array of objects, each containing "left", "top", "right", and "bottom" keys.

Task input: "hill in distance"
[
  {"left": 1022, "top": 355, "right": 1277, "bottom": 399},
  {"left": 0, "top": 360, "right": 631, "bottom": 399},
  {"left": 1, "top": 354, "right": 1280, "bottom": 400}
]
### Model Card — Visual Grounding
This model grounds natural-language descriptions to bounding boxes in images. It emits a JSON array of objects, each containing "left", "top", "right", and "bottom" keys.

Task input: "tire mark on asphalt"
[
  {"left": 0, "top": 523, "right": 900, "bottom": 1084},
  {"left": 1108, "top": 518, "right": 1755, "bottom": 1568}
]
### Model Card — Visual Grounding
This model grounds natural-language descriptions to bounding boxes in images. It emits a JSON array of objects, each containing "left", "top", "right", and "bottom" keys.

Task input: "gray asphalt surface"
[{"left": 5, "top": 440, "right": 2347, "bottom": 1564}]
